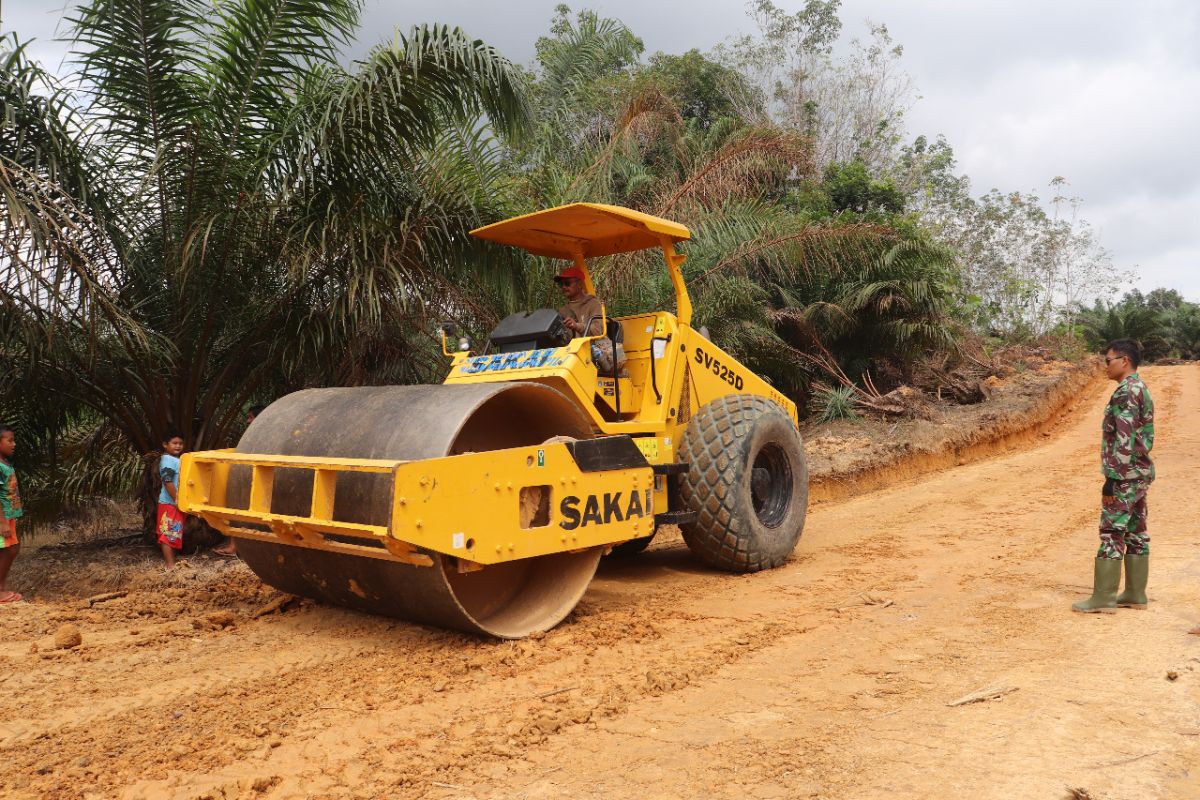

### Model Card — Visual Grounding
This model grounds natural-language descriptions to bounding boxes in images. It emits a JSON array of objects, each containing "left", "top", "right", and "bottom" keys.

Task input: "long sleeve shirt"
[
  {"left": 559, "top": 293, "right": 604, "bottom": 338},
  {"left": 1101, "top": 373, "right": 1155, "bottom": 481}
]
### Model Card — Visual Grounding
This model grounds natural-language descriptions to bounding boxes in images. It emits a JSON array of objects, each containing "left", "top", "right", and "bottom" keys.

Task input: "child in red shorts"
[
  {"left": 0, "top": 425, "right": 22, "bottom": 603},
  {"left": 157, "top": 430, "right": 186, "bottom": 568}
]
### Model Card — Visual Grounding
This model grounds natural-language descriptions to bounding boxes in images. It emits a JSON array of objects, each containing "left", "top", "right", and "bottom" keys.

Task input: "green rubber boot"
[
  {"left": 1116, "top": 554, "right": 1149, "bottom": 609},
  {"left": 1072, "top": 557, "right": 1121, "bottom": 613}
]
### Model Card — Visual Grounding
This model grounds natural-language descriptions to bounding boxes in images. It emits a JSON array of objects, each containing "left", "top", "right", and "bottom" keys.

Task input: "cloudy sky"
[{"left": 7, "top": 0, "right": 1198, "bottom": 300}]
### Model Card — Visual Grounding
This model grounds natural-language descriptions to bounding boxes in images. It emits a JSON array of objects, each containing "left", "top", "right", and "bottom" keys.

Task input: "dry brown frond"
[
  {"left": 656, "top": 129, "right": 812, "bottom": 215},
  {"left": 564, "top": 88, "right": 682, "bottom": 199}
]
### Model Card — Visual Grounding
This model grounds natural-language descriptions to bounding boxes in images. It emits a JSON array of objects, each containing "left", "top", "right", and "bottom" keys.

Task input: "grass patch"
[{"left": 815, "top": 385, "right": 859, "bottom": 423}]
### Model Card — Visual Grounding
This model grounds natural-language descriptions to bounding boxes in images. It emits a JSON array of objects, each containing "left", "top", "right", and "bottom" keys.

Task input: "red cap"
[{"left": 554, "top": 266, "right": 585, "bottom": 284}]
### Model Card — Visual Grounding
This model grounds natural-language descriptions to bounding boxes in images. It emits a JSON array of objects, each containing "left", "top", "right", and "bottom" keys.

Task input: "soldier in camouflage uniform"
[{"left": 1073, "top": 338, "right": 1155, "bottom": 613}]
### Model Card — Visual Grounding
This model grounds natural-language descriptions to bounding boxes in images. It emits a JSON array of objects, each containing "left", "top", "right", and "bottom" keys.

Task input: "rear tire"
[{"left": 677, "top": 395, "right": 808, "bottom": 572}]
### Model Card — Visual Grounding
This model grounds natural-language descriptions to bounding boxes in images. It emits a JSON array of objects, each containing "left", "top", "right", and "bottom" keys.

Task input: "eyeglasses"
[
  {"left": 1104, "top": 355, "right": 1127, "bottom": 364},
  {"left": 553, "top": 277, "right": 579, "bottom": 286}
]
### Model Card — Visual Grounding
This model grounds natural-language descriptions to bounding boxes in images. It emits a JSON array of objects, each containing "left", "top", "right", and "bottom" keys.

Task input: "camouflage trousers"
[{"left": 1098, "top": 479, "right": 1150, "bottom": 559}]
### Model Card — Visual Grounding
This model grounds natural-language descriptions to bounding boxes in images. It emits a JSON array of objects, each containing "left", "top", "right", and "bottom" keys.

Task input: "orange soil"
[{"left": 2, "top": 365, "right": 1198, "bottom": 800}]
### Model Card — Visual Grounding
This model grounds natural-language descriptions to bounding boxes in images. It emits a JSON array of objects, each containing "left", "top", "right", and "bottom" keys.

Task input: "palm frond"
[
  {"left": 205, "top": 0, "right": 360, "bottom": 161},
  {"left": 656, "top": 128, "right": 810, "bottom": 214}
]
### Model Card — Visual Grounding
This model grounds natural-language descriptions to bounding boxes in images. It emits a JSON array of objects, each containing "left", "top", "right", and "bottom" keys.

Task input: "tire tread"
[{"left": 677, "top": 394, "right": 807, "bottom": 572}]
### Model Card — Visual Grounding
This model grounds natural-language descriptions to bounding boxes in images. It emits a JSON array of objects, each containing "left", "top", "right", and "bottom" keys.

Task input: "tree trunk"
[{"left": 138, "top": 451, "right": 161, "bottom": 545}]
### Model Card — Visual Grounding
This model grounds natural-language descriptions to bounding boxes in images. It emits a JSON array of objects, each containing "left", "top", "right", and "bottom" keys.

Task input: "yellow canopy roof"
[{"left": 470, "top": 203, "right": 690, "bottom": 259}]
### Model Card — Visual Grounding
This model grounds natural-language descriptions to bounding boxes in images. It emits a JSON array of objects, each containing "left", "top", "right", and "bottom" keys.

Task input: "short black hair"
[
  {"left": 0, "top": 424, "right": 13, "bottom": 438},
  {"left": 249, "top": 404, "right": 267, "bottom": 417},
  {"left": 1105, "top": 338, "right": 1141, "bottom": 368},
  {"left": 161, "top": 427, "right": 184, "bottom": 444}
]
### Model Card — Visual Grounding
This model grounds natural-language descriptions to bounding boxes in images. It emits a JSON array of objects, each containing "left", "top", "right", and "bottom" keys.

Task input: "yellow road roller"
[{"left": 178, "top": 204, "right": 808, "bottom": 638}]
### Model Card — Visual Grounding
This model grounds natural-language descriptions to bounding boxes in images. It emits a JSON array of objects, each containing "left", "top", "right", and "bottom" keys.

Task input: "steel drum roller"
[{"left": 226, "top": 383, "right": 600, "bottom": 638}]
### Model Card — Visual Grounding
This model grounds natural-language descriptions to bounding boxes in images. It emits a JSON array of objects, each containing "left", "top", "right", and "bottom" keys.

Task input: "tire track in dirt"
[
  {"left": 4, "top": 552, "right": 821, "bottom": 798},
  {"left": 374, "top": 364, "right": 1194, "bottom": 800},
  {"left": 4, "top": 366, "right": 1198, "bottom": 800},
  {"left": 9, "top": 501, "right": 913, "bottom": 799},
  {"left": 468, "top": 364, "right": 1199, "bottom": 800}
]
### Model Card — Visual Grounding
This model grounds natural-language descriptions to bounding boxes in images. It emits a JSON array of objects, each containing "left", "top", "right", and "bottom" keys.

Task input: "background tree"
[
  {"left": 717, "top": 5, "right": 1134, "bottom": 342},
  {"left": 509, "top": 6, "right": 957, "bottom": 408},
  {"left": 0, "top": 0, "right": 530, "bottom": 518},
  {"left": 822, "top": 160, "right": 904, "bottom": 215},
  {"left": 642, "top": 49, "right": 760, "bottom": 129},
  {"left": 1076, "top": 295, "right": 1171, "bottom": 360},
  {"left": 1169, "top": 303, "right": 1200, "bottom": 359},
  {"left": 719, "top": 3, "right": 913, "bottom": 174},
  {"left": 2, "top": 0, "right": 1154, "bottom": 524}
]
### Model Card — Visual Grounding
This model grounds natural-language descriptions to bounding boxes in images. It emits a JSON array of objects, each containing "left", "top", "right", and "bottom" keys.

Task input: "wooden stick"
[
  {"left": 85, "top": 590, "right": 128, "bottom": 606},
  {"left": 251, "top": 594, "right": 297, "bottom": 618},
  {"left": 536, "top": 686, "right": 578, "bottom": 700}
]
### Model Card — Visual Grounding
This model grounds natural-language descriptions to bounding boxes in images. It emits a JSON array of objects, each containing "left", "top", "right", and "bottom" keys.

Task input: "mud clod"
[
  {"left": 54, "top": 623, "right": 83, "bottom": 650},
  {"left": 206, "top": 610, "right": 237, "bottom": 628}
]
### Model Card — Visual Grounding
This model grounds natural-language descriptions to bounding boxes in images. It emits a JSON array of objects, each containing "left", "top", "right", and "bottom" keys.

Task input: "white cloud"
[{"left": 841, "top": 0, "right": 1200, "bottom": 299}]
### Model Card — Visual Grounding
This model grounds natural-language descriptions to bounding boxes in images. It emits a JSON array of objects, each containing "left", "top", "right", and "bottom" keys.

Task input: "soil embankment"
[
  {"left": 804, "top": 358, "right": 1101, "bottom": 503},
  {"left": 2, "top": 363, "right": 1198, "bottom": 800}
]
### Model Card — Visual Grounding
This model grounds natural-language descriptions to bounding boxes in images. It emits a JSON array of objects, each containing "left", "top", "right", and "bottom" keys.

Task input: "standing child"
[
  {"left": 0, "top": 425, "right": 23, "bottom": 603},
  {"left": 158, "top": 430, "right": 186, "bottom": 568}
]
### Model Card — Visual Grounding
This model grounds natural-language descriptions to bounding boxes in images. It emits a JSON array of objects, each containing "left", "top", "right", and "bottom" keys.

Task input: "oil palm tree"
[
  {"left": 0, "top": 0, "right": 530, "bottom": 506},
  {"left": 1169, "top": 305, "right": 1200, "bottom": 360},
  {"left": 1077, "top": 300, "right": 1171, "bottom": 360},
  {"left": 504, "top": 25, "right": 949, "bottom": 402}
]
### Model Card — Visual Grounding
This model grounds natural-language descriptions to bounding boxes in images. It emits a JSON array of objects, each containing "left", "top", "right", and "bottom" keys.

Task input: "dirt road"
[{"left": 3, "top": 365, "right": 1199, "bottom": 800}]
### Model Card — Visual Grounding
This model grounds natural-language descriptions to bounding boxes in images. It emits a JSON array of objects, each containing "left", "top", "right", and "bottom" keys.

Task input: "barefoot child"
[
  {"left": 157, "top": 430, "right": 186, "bottom": 568},
  {"left": 0, "top": 425, "right": 22, "bottom": 603}
]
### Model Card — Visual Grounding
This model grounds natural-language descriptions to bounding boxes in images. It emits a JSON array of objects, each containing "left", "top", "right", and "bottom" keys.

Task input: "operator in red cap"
[{"left": 555, "top": 266, "right": 604, "bottom": 338}]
